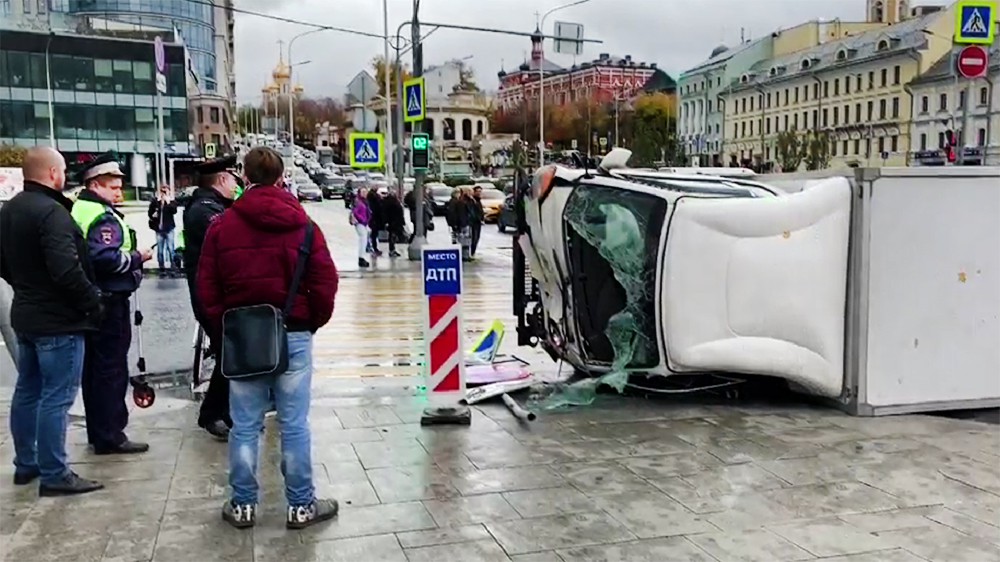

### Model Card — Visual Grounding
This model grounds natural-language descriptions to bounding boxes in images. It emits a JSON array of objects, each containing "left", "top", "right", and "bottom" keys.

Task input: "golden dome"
[
  {"left": 272, "top": 61, "right": 291, "bottom": 81},
  {"left": 293, "top": 83, "right": 304, "bottom": 94}
]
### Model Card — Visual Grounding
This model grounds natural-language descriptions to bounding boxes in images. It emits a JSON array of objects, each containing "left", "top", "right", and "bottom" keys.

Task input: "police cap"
[
  {"left": 79, "top": 151, "right": 126, "bottom": 183},
  {"left": 194, "top": 154, "right": 238, "bottom": 177}
]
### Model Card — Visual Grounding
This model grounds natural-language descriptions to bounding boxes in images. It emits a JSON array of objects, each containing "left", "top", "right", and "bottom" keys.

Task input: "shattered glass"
[{"left": 530, "top": 185, "right": 664, "bottom": 410}]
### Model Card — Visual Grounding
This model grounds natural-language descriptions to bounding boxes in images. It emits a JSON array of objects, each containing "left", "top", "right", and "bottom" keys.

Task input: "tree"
[
  {"left": 629, "top": 93, "right": 677, "bottom": 166},
  {"left": 775, "top": 128, "right": 804, "bottom": 172},
  {"left": 802, "top": 130, "right": 831, "bottom": 171},
  {"left": 0, "top": 144, "right": 26, "bottom": 167},
  {"left": 370, "top": 56, "right": 411, "bottom": 98}
]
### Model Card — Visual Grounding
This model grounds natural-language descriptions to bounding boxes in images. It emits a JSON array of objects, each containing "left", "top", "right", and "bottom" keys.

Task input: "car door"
[{"left": 659, "top": 177, "right": 852, "bottom": 397}]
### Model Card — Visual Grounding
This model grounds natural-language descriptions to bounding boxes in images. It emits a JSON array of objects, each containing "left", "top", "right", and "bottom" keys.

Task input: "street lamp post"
[
  {"left": 538, "top": 0, "right": 591, "bottom": 165},
  {"left": 382, "top": 0, "right": 394, "bottom": 178},
  {"left": 288, "top": 29, "right": 325, "bottom": 148}
]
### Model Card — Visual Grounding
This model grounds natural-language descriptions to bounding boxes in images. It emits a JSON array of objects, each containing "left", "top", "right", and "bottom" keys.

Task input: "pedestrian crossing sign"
[
  {"left": 403, "top": 77, "right": 425, "bottom": 123},
  {"left": 348, "top": 132, "right": 383, "bottom": 169},
  {"left": 955, "top": 0, "right": 996, "bottom": 45}
]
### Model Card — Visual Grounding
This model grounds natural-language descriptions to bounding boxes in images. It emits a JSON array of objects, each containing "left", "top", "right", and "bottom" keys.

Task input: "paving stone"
[
  {"left": 422, "top": 493, "right": 521, "bottom": 526},
  {"left": 557, "top": 537, "right": 718, "bottom": 561},
  {"left": 924, "top": 507, "right": 1000, "bottom": 546},
  {"left": 353, "top": 439, "right": 430, "bottom": 469},
  {"left": 591, "top": 490, "right": 718, "bottom": 538},
  {"left": 486, "top": 511, "right": 636, "bottom": 555},
  {"left": 757, "top": 455, "right": 864, "bottom": 486},
  {"left": 509, "top": 552, "right": 565, "bottom": 562},
  {"left": 838, "top": 506, "right": 941, "bottom": 532},
  {"left": 765, "top": 481, "right": 902, "bottom": 519},
  {"left": 396, "top": 524, "right": 492, "bottom": 548},
  {"left": 687, "top": 528, "right": 815, "bottom": 562},
  {"left": 254, "top": 533, "right": 407, "bottom": 562},
  {"left": 810, "top": 550, "right": 928, "bottom": 562},
  {"left": 299, "top": 501, "right": 436, "bottom": 542},
  {"left": 152, "top": 506, "right": 254, "bottom": 562},
  {"left": 503, "top": 486, "right": 599, "bottom": 518},
  {"left": 404, "top": 538, "right": 511, "bottom": 562},
  {"left": 878, "top": 523, "right": 1000, "bottom": 561},
  {"left": 618, "top": 451, "right": 725, "bottom": 480},
  {"left": 555, "top": 461, "right": 658, "bottom": 496},
  {"left": 334, "top": 406, "right": 404, "bottom": 428},
  {"left": 367, "top": 465, "right": 461, "bottom": 503},
  {"left": 768, "top": 517, "right": 896, "bottom": 557},
  {"left": 451, "top": 465, "right": 566, "bottom": 496}
]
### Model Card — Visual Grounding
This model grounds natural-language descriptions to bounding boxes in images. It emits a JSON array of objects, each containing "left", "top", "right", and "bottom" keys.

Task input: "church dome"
[
  {"left": 518, "top": 61, "right": 530, "bottom": 72},
  {"left": 293, "top": 83, "right": 304, "bottom": 95},
  {"left": 272, "top": 61, "right": 291, "bottom": 81},
  {"left": 498, "top": 69, "right": 507, "bottom": 78}
]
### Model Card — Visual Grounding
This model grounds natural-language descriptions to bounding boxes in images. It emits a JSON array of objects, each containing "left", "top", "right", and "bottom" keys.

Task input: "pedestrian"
[
  {"left": 350, "top": 187, "right": 372, "bottom": 268},
  {"left": 383, "top": 190, "right": 406, "bottom": 258},
  {"left": 72, "top": 152, "right": 153, "bottom": 455},
  {"left": 403, "top": 188, "right": 434, "bottom": 242},
  {"left": 470, "top": 185, "right": 485, "bottom": 257},
  {"left": 147, "top": 184, "right": 179, "bottom": 277},
  {"left": 183, "top": 155, "right": 240, "bottom": 440},
  {"left": 0, "top": 146, "right": 105, "bottom": 495},
  {"left": 196, "top": 146, "right": 339, "bottom": 530},
  {"left": 366, "top": 186, "right": 384, "bottom": 257},
  {"left": 446, "top": 188, "right": 473, "bottom": 260}
]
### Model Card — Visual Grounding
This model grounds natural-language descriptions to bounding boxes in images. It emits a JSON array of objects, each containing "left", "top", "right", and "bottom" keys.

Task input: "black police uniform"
[
  {"left": 72, "top": 153, "right": 148, "bottom": 455},
  {"left": 183, "top": 155, "right": 237, "bottom": 434}
]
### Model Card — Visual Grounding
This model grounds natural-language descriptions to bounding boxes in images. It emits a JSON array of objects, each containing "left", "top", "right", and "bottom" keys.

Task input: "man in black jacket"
[
  {"left": 0, "top": 146, "right": 104, "bottom": 496},
  {"left": 147, "top": 184, "right": 179, "bottom": 276},
  {"left": 183, "top": 155, "right": 239, "bottom": 440},
  {"left": 366, "top": 187, "right": 385, "bottom": 257}
]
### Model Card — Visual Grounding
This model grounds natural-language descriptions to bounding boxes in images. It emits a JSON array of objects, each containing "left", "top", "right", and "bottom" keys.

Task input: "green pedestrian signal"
[{"left": 411, "top": 133, "right": 430, "bottom": 171}]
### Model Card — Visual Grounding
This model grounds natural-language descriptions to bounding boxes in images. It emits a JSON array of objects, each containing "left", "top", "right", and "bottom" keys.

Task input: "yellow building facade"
[{"left": 720, "top": 2, "right": 955, "bottom": 170}]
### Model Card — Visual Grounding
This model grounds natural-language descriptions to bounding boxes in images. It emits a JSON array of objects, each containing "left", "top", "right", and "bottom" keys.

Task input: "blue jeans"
[
  {"left": 156, "top": 230, "right": 175, "bottom": 270},
  {"left": 229, "top": 332, "right": 314, "bottom": 506},
  {"left": 10, "top": 333, "right": 85, "bottom": 485}
]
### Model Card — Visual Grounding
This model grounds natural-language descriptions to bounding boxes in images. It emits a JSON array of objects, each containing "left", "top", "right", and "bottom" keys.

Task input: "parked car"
[
  {"left": 319, "top": 175, "right": 348, "bottom": 199},
  {"left": 297, "top": 181, "right": 323, "bottom": 202},
  {"left": 478, "top": 188, "right": 507, "bottom": 223}
]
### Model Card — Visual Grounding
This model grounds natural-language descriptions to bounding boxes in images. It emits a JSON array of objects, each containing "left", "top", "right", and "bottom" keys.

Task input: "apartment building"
[
  {"left": 720, "top": 4, "right": 954, "bottom": 170},
  {"left": 908, "top": 44, "right": 1000, "bottom": 165}
]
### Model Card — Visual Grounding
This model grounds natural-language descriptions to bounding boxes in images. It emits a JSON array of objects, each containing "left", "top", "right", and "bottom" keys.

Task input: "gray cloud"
[{"left": 233, "top": 0, "right": 861, "bottom": 103}]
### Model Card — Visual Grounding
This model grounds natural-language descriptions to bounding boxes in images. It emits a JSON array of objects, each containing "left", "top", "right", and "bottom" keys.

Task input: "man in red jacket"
[{"left": 196, "top": 147, "right": 339, "bottom": 530}]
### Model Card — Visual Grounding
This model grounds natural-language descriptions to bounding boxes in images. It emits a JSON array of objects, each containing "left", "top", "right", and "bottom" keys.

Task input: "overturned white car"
[{"left": 513, "top": 149, "right": 852, "bottom": 399}]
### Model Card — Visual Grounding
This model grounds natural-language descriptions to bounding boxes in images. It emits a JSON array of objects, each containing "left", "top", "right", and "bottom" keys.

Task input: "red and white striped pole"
[{"left": 420, "top": 245, "right": 471, "bottom": 425}]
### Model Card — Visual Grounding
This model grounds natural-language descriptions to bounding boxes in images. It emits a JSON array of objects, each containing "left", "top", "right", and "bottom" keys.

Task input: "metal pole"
[
  {"left": 288, "top": 57, "right": 295, "bottom": 148},
  {"left": 407, "top": 0, "right": 427, "bottom": 261},
  {"left": 157, "top": 90, "right": 166, "bottom": 188},
  {"left": 45, "top": 34, "right": 55, "bottom": 147},
  {"left": 383, "top": 0, "right": 394, "bottom": 178},
  {"left": 154, "top": 91, "right": 162, "bottom": 190}
]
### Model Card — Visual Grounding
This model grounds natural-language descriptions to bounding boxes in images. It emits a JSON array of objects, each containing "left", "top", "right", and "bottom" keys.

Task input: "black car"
[
  {"left": 319, "top": 176, "right": 347, "bottom": 199},
  {"left": 497, "top": 196, "right": 517, "bottom": 233}
]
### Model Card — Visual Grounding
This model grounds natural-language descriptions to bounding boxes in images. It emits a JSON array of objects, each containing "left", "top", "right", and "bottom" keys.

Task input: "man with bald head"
[{"left": 0, "top": 146, "right": 104, "bottom": 496}]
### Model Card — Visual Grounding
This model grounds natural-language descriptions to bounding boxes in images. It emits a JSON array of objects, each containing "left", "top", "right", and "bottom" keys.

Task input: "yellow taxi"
[{"left": 477, "top": 187, "right": 507, "bottom": 223}]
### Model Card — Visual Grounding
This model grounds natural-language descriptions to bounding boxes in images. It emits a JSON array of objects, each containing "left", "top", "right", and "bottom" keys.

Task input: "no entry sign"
[{"left": 957, "top": 45, "right": 989, "bottom": 79}]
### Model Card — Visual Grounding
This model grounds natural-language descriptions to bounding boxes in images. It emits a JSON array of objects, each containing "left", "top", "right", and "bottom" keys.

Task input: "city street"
[{"left": 0, "top": 201, "right": 998, "bottom": 562}]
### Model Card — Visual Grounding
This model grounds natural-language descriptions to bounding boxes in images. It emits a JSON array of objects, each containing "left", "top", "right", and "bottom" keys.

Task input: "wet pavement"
[{"left": 0, "top": 201, "right": 998, "bottom": 561}]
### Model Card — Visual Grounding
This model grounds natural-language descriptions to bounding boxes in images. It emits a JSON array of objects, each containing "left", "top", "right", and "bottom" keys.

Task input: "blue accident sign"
[
  {"left": 349, "top": 132, "right": 383, "bottom": 169},
  {"left": 403, "top": 76, "right": 426, "bottom": 123},
  {"left": 422, "top": 247, "right": 462, "bottom": 295},
  {"left": 955, "top": 0, "right": 996, "bottom": 45}
]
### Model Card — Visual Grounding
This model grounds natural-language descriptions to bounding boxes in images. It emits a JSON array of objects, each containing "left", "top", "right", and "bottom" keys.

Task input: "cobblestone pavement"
[{"left": 0, "top": 202, "right": 997, "bottom": 561}]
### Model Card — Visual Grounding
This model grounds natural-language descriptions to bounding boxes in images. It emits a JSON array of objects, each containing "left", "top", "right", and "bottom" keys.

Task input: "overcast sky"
[{"left": 232, "top": 0, "right": 863, "bottom": 103}]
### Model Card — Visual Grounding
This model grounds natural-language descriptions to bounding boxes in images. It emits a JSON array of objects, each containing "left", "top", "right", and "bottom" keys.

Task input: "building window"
[
  {"left": 741, "top": 98, "right": 746, "bottom": 113},
  {"left": 879, "top": 99, "right": 887, "bottom": 119},
  {"left": 854, "top": 139, "right": 861, "bottom": 154},
  {"left": 843, "top": 140, "right": 848, "bottom": 154},
  {"left": 855, "top": 103, "right": 862, "bottom": 122},
  {"left": 211, "top": 133, "right": 221, "bottom": 146},
  {"left": 477, "top": 120, "right": 484, "bottom": 135},
  {"left": 878, "top": 137, "right": 885, "bottom": 154},
  {"left": 890, "top": 135, "right": 898, "bottom": 152},
  {"left": 733, "top": 124, "right": 738, "bottom": 138},
  {"left": 920, "top": 95, "right": 929, "bottom": 113},
  {"left": 919, "top": 133, "right": 927, "bottom": 150},
  {"left": 196, "top": 107, "right": 203, "bottom": 123},
  {"left": 22, "top": 0, "right": 30, "bottom": 13},
  {"left": 834, "top": 78, "right": 840, "bottom": 96},
  {"left": 823, "top": 108, "right": 829, "bottom": 127},
  {"left": 741, "top": 122, "right": 746, "bottom": 137},
  {"left": 749, "top": 97, "right": 755, "bottom": 111},
  {"left": 812, "top": 83, "right": 818, "bottom": 98},
  {"left": 792, "top": 88, "right": 798, "bottom": 104},
  {"left": 812, "top": 109, "right": 817, "bottom": 127},
  {"left": 938, "top": 131, "right": 946, "bottom": 148},
  {"left": 803, "top": 111, "right": 808, "bottom": 127},
  {"left": 980, "top": 87, "right": 989, "bottom": 105},
  {"left": 793, "top": 113, "right": 799, "bottom": 129},
  {"left": 845, "top": 79, "right": 851, "bottom": 94},
  {"left": 868, "top": 71, "right": 875, "bottom": 90},
  {"left": 783, "top": 114, "right": 789, "bottom": 130},
  {"left": 959, "top": 90, "right": 966, "bottom": 109},
  {"left": 843, "top": 104, "right": 850, "bottom": 124},
  {"left": 833, "top": 106, "right": 839, "bottom": 125},
  {"left": 978, "top": 128, "right": 987, "bottom": 146},
  {"left": 749, "top": 121, "right": 754, "bottom": 136},
  {"left": 867, "top": 101, "right": 874, "bottom": 120},
  {"left": 939, "top": 93, "right": 947, "bottom": 111},
  {"left": 856, "top": 74, "right": 863, "bottom": 91},
  {"left": 766, "top": 118, "right": 771, "bottom": 134},
  {"left": 891, "top": 97, "right": 899, "bottom": 118},
  {"left": 832, "top": 141, "right": 838, "bottom": 156},
  {"left": 823, "top": 81, "right": 829, "bottom": 98},
  {"left": 880, "top": 68, "right": 887, "bottom": 87},
  {"left": 893, "top": 65, "right": 900, "bottom": 85},
  {"left": 803, "top": 86, "right": 809, "bottom": 101},
  {"left": 210, "top": 107, "right": 220, "bottom": 123}
]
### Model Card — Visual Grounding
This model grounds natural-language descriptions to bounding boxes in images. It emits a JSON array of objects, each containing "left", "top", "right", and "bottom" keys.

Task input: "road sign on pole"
[
  {"left": 420, "top": 246, "right": 471, "bottom": 426},
  {"left": 403, "top": 77, "right": 426, "bottom": 123},
  {"left": 954, "top": 0, "right": 996, "bottom": 45},
  {"left": 957, "top": 45, "right": 990, "bottom": 78},
  {"left": 204, "top": 143, "right": 216, "bottom": 159},
  {"left": 347, "top": 71, "right": 378, "bottom": 105},
  {"left": 553, "top": 21, "right": 585, "bottom": 56},
  {"left": 348, "top": 132, "right": 384, "bottom": 169}
]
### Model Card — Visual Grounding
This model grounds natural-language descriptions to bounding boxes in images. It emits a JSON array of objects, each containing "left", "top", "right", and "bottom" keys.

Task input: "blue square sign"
[
  {"left": 422, "top": 247, "right": 462, "bottom": 295},
  {"left": 403, "top": 77, "right": 426, "bottom": 123},
  {"left": 348, "top": 132, "right": 383, "bottom": 169},
  {"left": 955, "top": 0, "right": 996, "bottom": 44}
]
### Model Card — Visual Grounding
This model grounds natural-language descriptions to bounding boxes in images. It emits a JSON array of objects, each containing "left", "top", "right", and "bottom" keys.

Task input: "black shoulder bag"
[{"left": 220, "top": 222, "right": 314, "bottom": 380}]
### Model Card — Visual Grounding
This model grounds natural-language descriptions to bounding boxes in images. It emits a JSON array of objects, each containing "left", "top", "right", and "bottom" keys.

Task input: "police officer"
[
  {"left": 73, "top": 152, "right": 153, "bottom": 455},
  {"left": 184, "top": 155, "right": 240, "bottom": 440}
]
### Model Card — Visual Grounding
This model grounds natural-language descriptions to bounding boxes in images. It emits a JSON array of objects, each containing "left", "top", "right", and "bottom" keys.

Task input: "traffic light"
[{"left": 411, "top": 133, "right": 430, "bottom": 171}]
